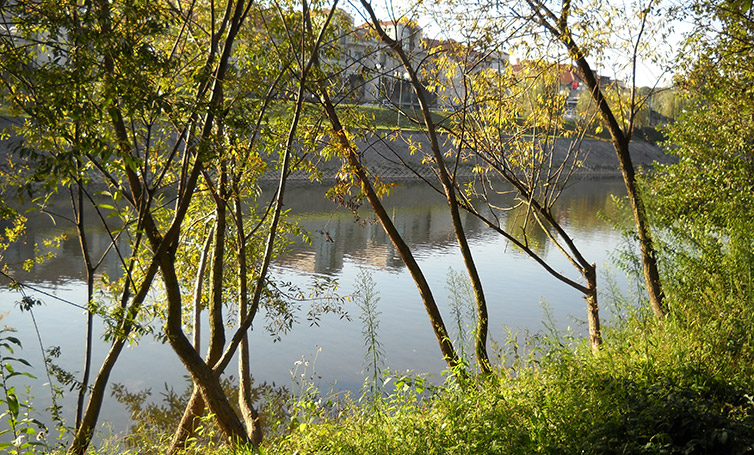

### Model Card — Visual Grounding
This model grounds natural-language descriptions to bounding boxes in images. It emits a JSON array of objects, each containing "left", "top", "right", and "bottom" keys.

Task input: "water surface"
[{"left": 0, "top": 178, "right": 631, "bottom": 435}]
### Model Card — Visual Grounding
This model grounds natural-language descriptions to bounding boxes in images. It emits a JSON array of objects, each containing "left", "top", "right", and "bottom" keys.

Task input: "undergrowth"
[
  {"left": 259, "top": 303, "right": 754, "bottom": 455},
  {"left": 70, "top": 269, "right": 754, "bottom": 455}
]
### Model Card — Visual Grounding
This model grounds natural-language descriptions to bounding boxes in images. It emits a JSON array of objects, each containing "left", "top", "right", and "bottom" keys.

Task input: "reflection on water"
[
  {"left": 0, "top": 177, "right": 629, "bottom": 436},
  {"left": 1, "top": 197, "right": 126, "bottom": 285},
  {"left": 1, "top": 179, "right": 625, "bottom": 283},
  {"left": 277, "top": 178, "right": 625, "bottom": 275}
]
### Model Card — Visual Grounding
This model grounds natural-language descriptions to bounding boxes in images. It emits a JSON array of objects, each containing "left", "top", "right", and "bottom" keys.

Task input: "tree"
[
  {"left": 336, "top": 2, "right": 606, "bottom": 354},
  {"left": 357, "top": 0, "right": 492, "bottom": 372},
  {"left": 521, "top": 0, "right": 668, "bottom": 319},
  {"left": 0, "top": 0, "right": 184, "bottom": 449},
  {"left": 650, "top": 88, "right": 686, "bottom": 123},
  {"left": 439, "top": 56, "right": 606, "bottom": 354},
  {"left": 306, "top": 2, "right": 465, "bottom": 375},
  {"left": 0, "top": 0, "right": 341, "bottom": 451},
  {"left": 646, "top": 0, "right": 754, "bottom": 314}
]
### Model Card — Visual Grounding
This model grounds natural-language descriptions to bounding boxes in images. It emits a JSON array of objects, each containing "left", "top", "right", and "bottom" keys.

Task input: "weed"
[
  {"left": 0, "top": 324, "right": 48, "bottom": 454},
  {"left": 353, "top": 268, "right": 384, "bottom": 400},
  {"left": 445, "top": 267, "right": 476, "bottom": 367}
]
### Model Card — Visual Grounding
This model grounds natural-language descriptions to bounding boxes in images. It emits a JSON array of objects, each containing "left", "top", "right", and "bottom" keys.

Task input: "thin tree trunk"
[
  {"left": 69, "top": 340, "right": 127, "bottom": 454},
  {"left": 73, "top": 184, "right": 95, "bottom": 429},
  {"left": 527, "top": 1, "right": 666, "bottom": 318},
  {"left": 73, "top": 0, "right": 254, "bottom": 451},
  {"left": 207, "top": 165, "right": 227, "bottom": 364},
  {"left": 171, "top": 2, "right": 321, "bottom": 445},
  {"left": 317, "top": 87, "right": 463, "bottom": 373},
  {"left": 68, "top": 260, "right": 159, "bottom": 454},
  {"left": 360, "top": 0, "right": 490, "bottom": 373},
  {"left": 584, "top": 263, "right": 602, "bottom": 354},
  {"left": 239, "top": 335, "right": 263, "bottom": 445},
  {"left": 572, "top": 54, "right": 665, "bottom": 320},
  {"left": 167, "top": 390, "right": 205, "bottom": 455},
  {"left": 165, "top": 223, "right": 214, "bottom": 454},
  {"left": 193, "top": 223, "right": 215, "bottom": 351},
  {"left": 125, "top": 174, "right": 250, "bottom": 445},
  {"left": 234, "top": 185, "right": 263, "bottom": 445},
  {"left": 208, "top": 0, "right": 334, "bottom": 377}
]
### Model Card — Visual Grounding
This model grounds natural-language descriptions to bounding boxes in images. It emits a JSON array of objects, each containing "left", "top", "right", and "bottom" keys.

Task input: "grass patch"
[
  {"left": 261, "top": 309, "right": 754, "bottom": 455},
  {"left": 349, "top": 104, "right": 450, "bottom": 131},
  {"left": 349, "top": 103, "right": 627, "bottom": 143},
  {"left": 80, "top": 270, "right": 754, "bottom": 455}
]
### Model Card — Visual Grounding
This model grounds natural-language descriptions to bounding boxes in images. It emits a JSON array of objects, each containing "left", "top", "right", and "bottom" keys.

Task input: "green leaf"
[
  {"left": 3, "top": 337, "right": 22, "bottom": 348},
  {"left": 7, "top": 371, "right": 36, "bottom": 380},
  {"left": 7, "top": 394, "right": 19, "bottom": 416},
  {"left": 4, "top": 356, "right": 31, "bottom": 367},
  {"left": 0, "top": 343, "right": 15, "bottom": 355}
]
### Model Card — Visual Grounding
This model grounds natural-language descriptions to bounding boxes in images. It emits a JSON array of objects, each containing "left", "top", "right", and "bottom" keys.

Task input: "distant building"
[
  {"left": 558, "top": 67, "right": 586, "bottom": 117},
  {"left": 326, "top": 11, "right": 509, "bottom": 109}
]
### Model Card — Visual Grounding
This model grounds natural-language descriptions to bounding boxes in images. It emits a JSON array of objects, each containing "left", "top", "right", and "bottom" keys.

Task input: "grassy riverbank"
[
  {"left": 259, "top": 311, "right": 754, "bottom": 454},
  {"left": 96, "top": 278, "right": 754, "bottom": 455}
]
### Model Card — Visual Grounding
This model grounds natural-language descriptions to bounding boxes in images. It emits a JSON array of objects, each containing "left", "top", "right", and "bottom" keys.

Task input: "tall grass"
[
  {"left": 264, "top": 303, "right": 754, "bottom": 454},
  {"left": 353, "top": 268, "right": 384, "bottom": 399}
]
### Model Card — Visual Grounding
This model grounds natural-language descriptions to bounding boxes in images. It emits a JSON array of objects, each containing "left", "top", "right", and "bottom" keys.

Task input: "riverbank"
[
  {"left": 262, "top": 305, "right": 754, "bottom": 455},
  {"left": 101, "top": 280, "right": 754, "bottom": 455},
  {"left": 1, "top": 116, "right": 674, "bottom": 185},
  {"left": 285, "top": 131, "right": 675, "bottom": 183}
]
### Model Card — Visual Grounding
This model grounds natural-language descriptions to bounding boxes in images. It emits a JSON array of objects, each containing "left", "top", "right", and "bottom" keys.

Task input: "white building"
[{"left": 324, "top": 11, "right": 509, "bottom": 110}]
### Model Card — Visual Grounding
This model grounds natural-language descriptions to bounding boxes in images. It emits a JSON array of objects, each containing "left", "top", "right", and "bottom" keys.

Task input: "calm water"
[{"left": 1, "top": 178, "right": 631, "bottom": 436}]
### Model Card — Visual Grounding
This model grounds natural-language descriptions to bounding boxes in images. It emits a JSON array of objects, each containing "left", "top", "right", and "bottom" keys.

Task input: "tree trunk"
[
  {"left": 359, "top": 0, "right": 490, "bottom": 373},
  {"left": 562, "top": 29, "right": 666, "bottom": 320},
  {"left": 193, "top": 224, "right": 215, "bottom": 351},
  {"left": 160, "top": 249, "right": 250, "bottom": 444},
  {"left": 166, "top": 389, "right": 205, "bottom": 455},
  {"left": 73, "top": 184, "right": 95, "bottom": 429},
  {"left": 167, "top": 206, "right": 227, "bottom": 453},
  {"left": 614, "top": 139, "right": 666, "bottom": 320},
  {"left": 526, "top": 0, "right": 666, "bottom": 319},
  {"left": 68, "top": 261, "right": 160, "bottom": 454},
  {"left": 580, "top": 68, "right": 666, "bottom": 320},
  {"left": 584, "top": 263, "right": 602, "bottom": 354},
  {"left": 207, "top": 161, "right": 228, "bottom": 364},
  {"left": 317, "top": 87, "right": 463, "bottom": 374},
  {"left": 69, "top": 338, "right": 127, "bottom": 454},
  {"left": 75, "top": 284, "right": 94, "bottom": 427},
  {"left": 239, "top": 334, "right": 263, "bottom": 446},
  {"left": 234, "top": 182, "right": 264, "bottom": 445}
]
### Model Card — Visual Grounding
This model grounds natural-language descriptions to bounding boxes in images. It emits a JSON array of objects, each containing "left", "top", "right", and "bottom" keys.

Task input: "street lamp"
[{"left": 395, "top": 71, "right": 409, "bottom": 127}]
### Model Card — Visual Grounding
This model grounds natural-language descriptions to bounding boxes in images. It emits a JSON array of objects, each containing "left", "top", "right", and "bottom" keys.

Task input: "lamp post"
[{"left": 395, "top": 71, "right": 409, "bottom": 127}]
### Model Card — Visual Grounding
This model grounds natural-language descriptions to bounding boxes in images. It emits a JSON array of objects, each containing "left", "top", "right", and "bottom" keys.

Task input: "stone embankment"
[
  {"left": 1, "top": 117, "right": 675, "bottom": 184},
  {"left": 288, "top": 130, "right": 676, "bottom": 183}
]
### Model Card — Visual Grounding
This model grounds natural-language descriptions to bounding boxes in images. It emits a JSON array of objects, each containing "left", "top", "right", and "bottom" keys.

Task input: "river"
[{"left": 0, "top": 177, "right": 633, "bottom": 438}]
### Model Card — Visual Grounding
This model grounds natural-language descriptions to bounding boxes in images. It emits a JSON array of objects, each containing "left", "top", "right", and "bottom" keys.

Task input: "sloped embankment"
[{"left": 291, "top": 131, "right": 675, "bottom": 183}]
